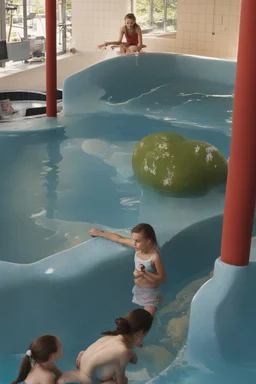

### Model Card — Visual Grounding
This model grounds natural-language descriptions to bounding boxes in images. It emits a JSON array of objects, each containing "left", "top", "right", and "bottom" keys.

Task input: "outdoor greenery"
[
  {"left": 5, "top": 0, "right": 72, "bottom": 42},
  {"left": 31, "top": 0, "right": 44, "bottom": 13},
  {"left": 66, "top": 0, "right": 71, "bottom": 13},
  {"left": 5, "top": 0, "right": 71, "bottom": 17},
  {"left": 129, "top": 0, "right": 177, "bottom": 32},
  {"left": 5, "top": 0, "right": 20, "bottom": 23}
]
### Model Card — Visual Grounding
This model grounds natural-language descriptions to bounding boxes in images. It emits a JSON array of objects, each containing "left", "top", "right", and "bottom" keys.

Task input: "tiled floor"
[
  {"left": 0, "top": 60, "right": 44, "bottom": 79},
  {"left": 0, "top": 51, "right": 74, "bottom": 79}
]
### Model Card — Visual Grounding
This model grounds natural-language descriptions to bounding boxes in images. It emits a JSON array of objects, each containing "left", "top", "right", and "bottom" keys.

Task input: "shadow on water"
[
  {"left": 0, "top": 129, "right": 67, "bottom": 263},
  {"left": 0, "top": 110, "right": 230, "bottom": 264},
  {"left": 66, "top": 112, "right": 230, "bottom": 157}
]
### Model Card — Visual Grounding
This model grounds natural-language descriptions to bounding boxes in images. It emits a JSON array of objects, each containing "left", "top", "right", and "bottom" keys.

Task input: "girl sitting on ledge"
[{"left": 98, "top": 13, "right": 146, "bottom": 54}]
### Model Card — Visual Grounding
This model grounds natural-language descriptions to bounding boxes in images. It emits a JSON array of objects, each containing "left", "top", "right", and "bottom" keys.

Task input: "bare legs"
[
  {"left": 111, "top": 44, "right": 142, "bottom": 54},
  {"left": 126, "top": 45, "right": 139, "bottom": 54},
  {"left": 119, "top": 43, "right": 128, "bottom": 53},
  {"left": 144, "top": 305, "right": 157, "bottom": 317}
]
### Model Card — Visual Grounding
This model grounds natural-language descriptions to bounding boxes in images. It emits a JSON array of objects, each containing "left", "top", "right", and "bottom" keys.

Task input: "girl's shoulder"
[
  {"left": 151, "top": 250, "right": 161, "bottom": 262},
  {"left": 118, "top": 345, "right": 135, "bottom": 361},
  {"left": 135, "top": 23, "right": 141, "bottom": 32},
  {"left": 34, "top": 367, "right": 55, "bottom": 383}
]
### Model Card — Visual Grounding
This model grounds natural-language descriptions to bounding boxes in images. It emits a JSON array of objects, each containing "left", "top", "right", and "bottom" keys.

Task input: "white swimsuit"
[
  {"left": 132, "top": 252, "right": 161, "bottom": 308},
  {"left": 134, "top": 252, "right": 157, "bottom": 273}
]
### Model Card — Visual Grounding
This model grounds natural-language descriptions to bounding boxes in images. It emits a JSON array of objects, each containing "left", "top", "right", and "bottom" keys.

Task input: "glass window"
[
  {"left": 129, "top": 0, "right": 177, "bottom": 33},
  {"left": 4, "top": 0, "right": 72, "bottom": 54}
]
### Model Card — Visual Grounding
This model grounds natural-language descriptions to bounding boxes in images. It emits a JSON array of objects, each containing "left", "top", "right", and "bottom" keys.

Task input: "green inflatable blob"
[{"left": 132, "top": 132, "right": 228, "bottom": 196}]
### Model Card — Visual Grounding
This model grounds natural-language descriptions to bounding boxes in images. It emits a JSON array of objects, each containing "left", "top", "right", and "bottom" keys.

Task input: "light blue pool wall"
[
  {"left": 186, "top": 257, "right": 256, "bottom": 369},
  {"left": 0, "top": 214, "right": 223, "bottom": 354},
  {"left": 59, "top": 54, "right": 256, "bottom": 376},
  {"left": 63, "top": 53, "right": 236, "bottom": 116}
]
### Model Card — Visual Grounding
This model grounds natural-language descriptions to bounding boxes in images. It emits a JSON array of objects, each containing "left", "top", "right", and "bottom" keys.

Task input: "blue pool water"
[
  {"left": 0, "top": 54, "right": 255, "bottom": 384},
  {"left": 0, "top": 75, "right": 232, "bottom": 263}
]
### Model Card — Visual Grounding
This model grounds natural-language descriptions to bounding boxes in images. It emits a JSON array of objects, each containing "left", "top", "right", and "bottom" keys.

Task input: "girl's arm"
[
  {"left": 139, "top": 253, "right": 166, "bottom": 284},
  {"left": 98, "top": 28, "right": 124, "bottom": 48},
  {"left": 76, "top": 351, "right": 84, "bottom": 369},
  {"left": 88, "top": 228, "right": 134, "bottom": 248},
  {"left": 136, "top": 25, "right": 143, "bottom": 51},
  {"left": 115, "top": 350, "right": 132, "bottom": 384},
  {"left": 57, "top": 370, "right": 89, "bottom": 384}
]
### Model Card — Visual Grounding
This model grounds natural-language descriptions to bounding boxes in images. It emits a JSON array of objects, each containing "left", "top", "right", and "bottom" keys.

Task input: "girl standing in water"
[{"left": 89, "top": 223, "right": 166, "bottom": 316}]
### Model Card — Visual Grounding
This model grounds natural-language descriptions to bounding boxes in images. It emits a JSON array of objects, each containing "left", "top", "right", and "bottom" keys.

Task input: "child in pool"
[
  {"left": 11, "top": 335, "right": 63, "bottom": 384},
  {"left": 89, "top": 223, "right": 166, "bottom": 316},
  {"left": 57, "top": 309, "right": 153, "bottom": 384},
  {"left": 98, "top": 13, "right": 146, "bottom": 54}
]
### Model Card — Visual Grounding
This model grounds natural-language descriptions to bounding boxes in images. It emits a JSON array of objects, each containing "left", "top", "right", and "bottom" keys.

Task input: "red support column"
[
  {"left": 45, "top": 0, "right": 57, "bottom": 117},
  {"left": 220, "top": 0, "right": 256, "bottom": 266}
]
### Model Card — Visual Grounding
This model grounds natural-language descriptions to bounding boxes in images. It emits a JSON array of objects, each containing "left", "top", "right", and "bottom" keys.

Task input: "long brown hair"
[
  {"left": 11, "top": 335, "right": 59, "bottom": 384},
  {"left": 125, "top": 13, "right": 137, "bottom": 23},
  {"left": 124, "top": 13, "right": 138, "bottom": 33},
  {"left": 101, "top": 308, "right": 153, "bottom": 336},
  {"left": 132, "top": 223, "right": 159, "bottom": 248}
]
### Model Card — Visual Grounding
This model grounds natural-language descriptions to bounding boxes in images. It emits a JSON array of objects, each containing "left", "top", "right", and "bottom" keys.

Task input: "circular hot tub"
[{"left": 0, "top": 90, "right": 62, "bottom": 121}]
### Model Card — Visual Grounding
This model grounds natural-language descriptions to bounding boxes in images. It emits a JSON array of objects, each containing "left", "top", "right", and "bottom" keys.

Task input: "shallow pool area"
[
  {"left": 0, "top": 55, "right": 233, "bottom": 264},
  {"left": 1, "top": 53, "right": 256, "bottom": 384}
]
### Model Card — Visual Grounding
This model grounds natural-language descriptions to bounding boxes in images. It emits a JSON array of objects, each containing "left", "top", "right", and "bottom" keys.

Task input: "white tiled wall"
[
  {"left": 72, "top": 0, "right": 241, "bottom": 60},
  {"left": 72, "top": 0, "right": 127, "bottom": 50},
  {"left": 176, "top": 0, "right": 241, "bottom": 59}
]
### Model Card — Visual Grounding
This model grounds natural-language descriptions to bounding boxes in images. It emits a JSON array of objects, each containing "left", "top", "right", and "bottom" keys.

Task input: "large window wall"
[
  {"left": 1, "top": 0, "right": 71, "bottom": 56},
  {"left": 129, "top": 0, "right": 177, "bottom": 33}
]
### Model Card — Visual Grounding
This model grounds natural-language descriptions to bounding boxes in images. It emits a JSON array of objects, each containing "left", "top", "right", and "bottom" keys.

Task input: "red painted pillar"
[
  {"left": 220, "top": 0, "right": 256, "bottom": 266},
  {"left": 45, "top": 0, "right": 57, "bottom": 117}
]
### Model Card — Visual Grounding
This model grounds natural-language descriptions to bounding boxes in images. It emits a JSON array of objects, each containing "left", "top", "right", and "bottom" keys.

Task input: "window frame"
[
  {"left": 130, "top": 0, "right": 177, "bottom": 34},
  {"left": 4, "top": 0, "right": 69, "bottom": 54}
]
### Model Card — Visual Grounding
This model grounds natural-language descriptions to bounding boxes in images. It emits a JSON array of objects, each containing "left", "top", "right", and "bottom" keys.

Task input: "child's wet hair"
[
  {"left": 132, "top": 223, "right": 159, "bottom": 247},
  {"left": 124, "top": 13, "right": 136, "bottom": 21},
  {"left": 11, "top": 335, "right": 59, "bottom": 384},
  {"left": 101, "top": 308, "right": 153, "bottom": 336}
]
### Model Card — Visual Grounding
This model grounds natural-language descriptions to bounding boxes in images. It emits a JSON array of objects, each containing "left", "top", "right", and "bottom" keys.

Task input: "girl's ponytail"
[
  {"left": 101, "top": 317, "right": 130, "bottom": 336},
  {"left": 11, "top": 355, "right": 32, "bottom": 384},
  {"left": 101, "top": 310, "right": 153, "bottom": 337},
  {"left": 11, "top": 335, "right": 59, "bottom": 384}
]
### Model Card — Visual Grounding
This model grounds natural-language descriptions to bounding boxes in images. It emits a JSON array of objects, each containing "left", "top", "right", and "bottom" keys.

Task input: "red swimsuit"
[
  {"left": 125, "top": 26, "right": 138, "bottom": 45},
  {"left": 125, "top": 33, "right": 138, "bottom": 45}
]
